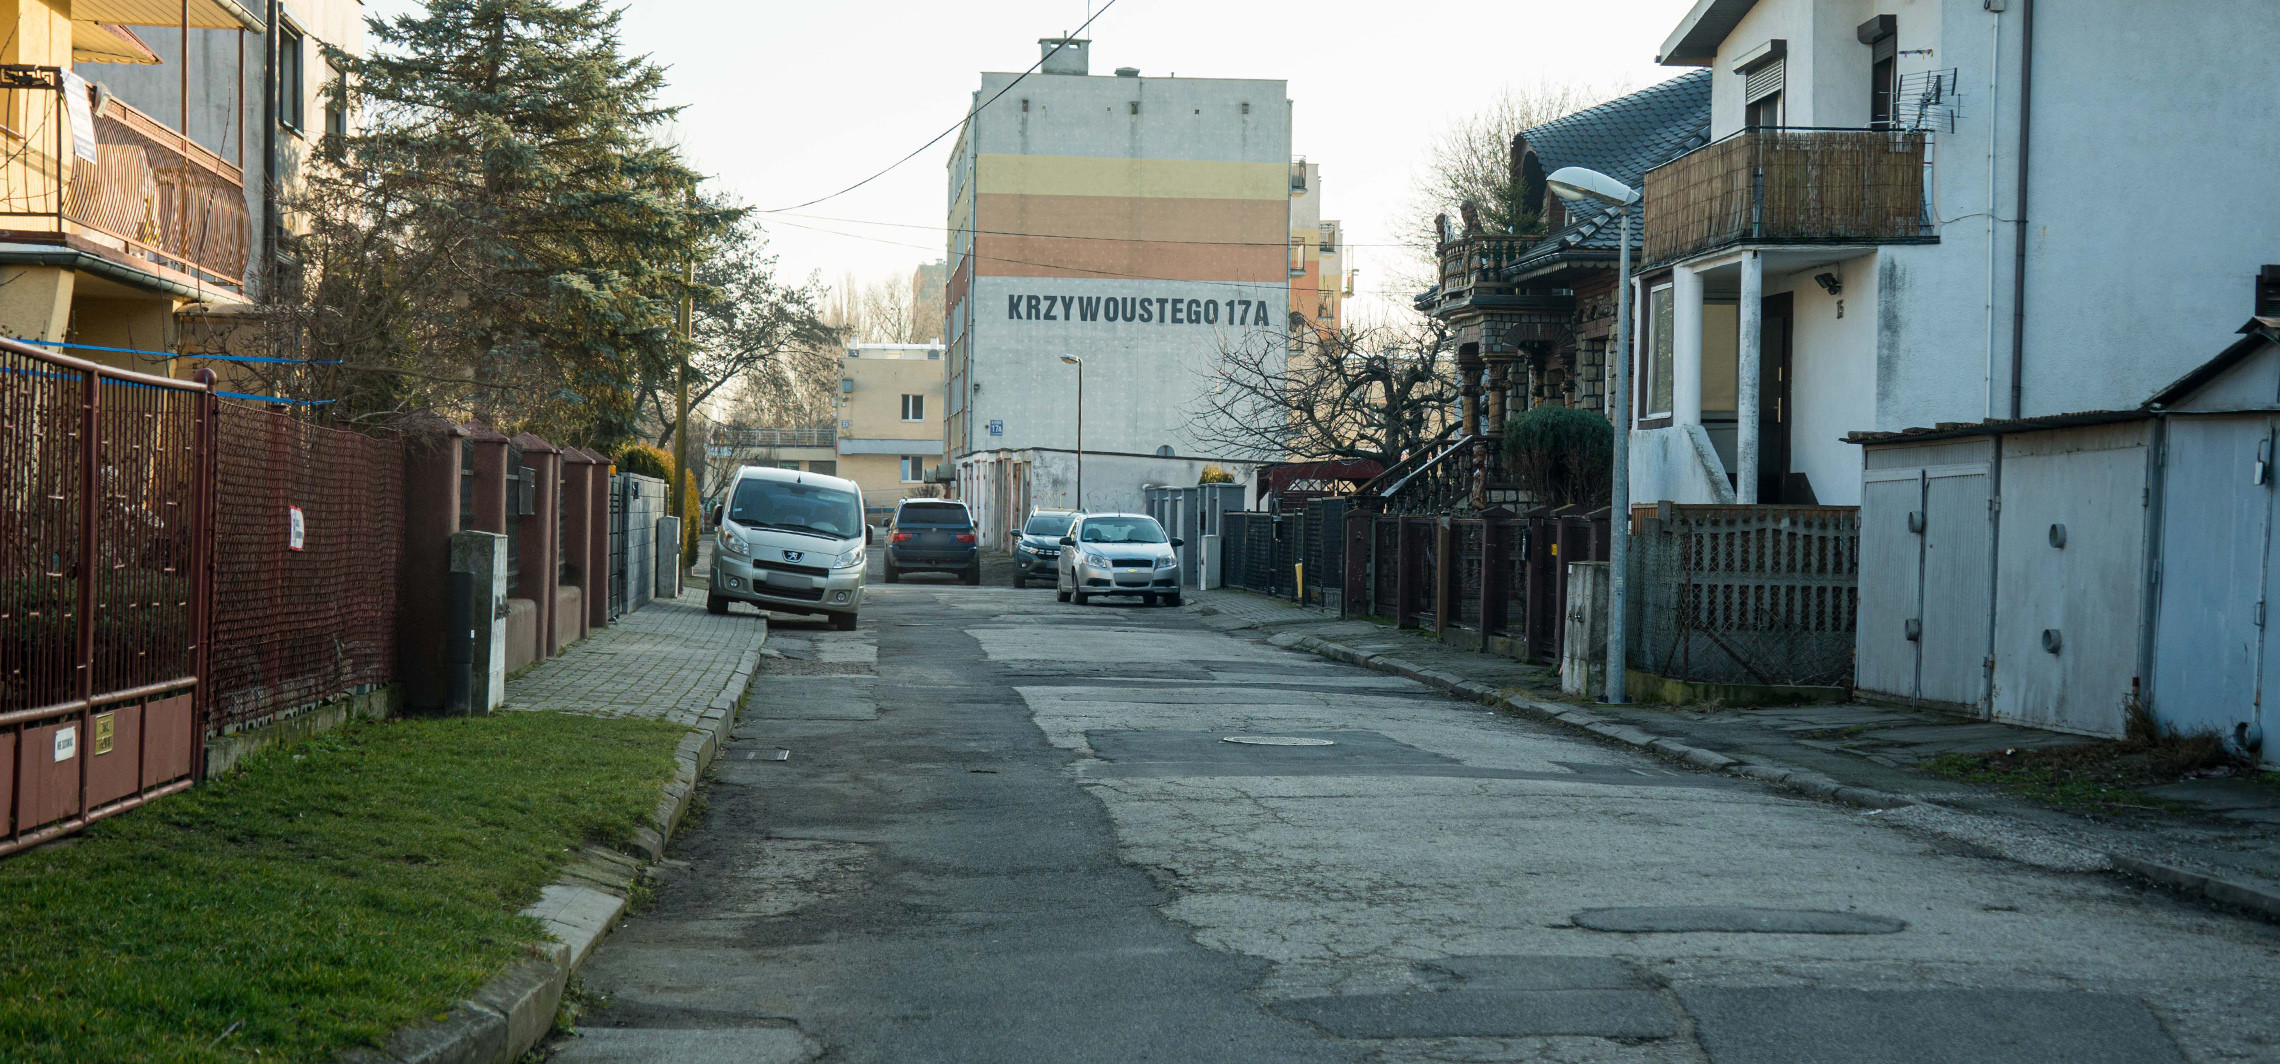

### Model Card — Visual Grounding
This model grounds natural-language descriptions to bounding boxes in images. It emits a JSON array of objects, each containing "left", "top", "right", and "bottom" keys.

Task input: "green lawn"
[{"left": 0, "top": 711, "right": 686, "bottom": 1063}]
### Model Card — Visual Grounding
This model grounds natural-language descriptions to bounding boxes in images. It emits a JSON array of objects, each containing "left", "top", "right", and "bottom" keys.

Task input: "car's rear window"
[
  {"left": 898, "top": 502, "right": 972, "bottom": 527},
  {"left": 1023, "top": 512, "right": 1075, "bottom": 536}
]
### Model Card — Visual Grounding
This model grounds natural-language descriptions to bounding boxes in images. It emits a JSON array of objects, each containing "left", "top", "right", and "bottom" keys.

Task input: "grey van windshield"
[{"left": 730, "top": 478, "right": 862, "bottom": 540}]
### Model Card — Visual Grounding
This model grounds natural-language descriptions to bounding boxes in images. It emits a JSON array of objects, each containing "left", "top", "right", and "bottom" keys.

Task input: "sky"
[{"left": 364, "top": 0, "right": 1701, "bottom": 320}]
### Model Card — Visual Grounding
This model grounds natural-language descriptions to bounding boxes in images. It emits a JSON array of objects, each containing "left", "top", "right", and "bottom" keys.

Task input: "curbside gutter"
[
  {"left": 338, "top": 645, "right": 761, "bottom": 1064},
  {"left": 1263, "top": 627, "right": 2280, "bottom": 925}
]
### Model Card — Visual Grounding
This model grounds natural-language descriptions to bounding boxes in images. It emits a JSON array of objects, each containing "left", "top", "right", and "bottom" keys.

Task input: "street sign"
[
  {"left": 988, "top": 420, "right": 1004, "bottom": 436},
  {"left": 288, "top": 506, "right": 305, "bottom": 551}
]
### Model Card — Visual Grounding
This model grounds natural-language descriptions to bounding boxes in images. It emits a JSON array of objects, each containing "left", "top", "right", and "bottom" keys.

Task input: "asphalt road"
[{"left": 551, "top": 563, "right": 2280, "bottom": 1064}]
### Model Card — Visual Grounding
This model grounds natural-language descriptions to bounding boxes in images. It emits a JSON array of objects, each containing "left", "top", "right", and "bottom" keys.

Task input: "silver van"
[{"left": 707, "top": 466, "right": 867, "bottom": 629}]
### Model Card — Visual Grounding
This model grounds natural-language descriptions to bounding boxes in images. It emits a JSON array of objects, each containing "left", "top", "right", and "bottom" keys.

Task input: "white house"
[{"left": 1627, "top": 0, "right": 2280, "bottom": 509}]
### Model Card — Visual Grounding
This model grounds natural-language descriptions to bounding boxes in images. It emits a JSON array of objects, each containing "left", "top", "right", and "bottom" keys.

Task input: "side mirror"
[
  {"left": 710, "top": 505, "right": 722, "bottom": 526},
  {"left": 1058, "top": 536, "right": 1077, "bottom": 547},
  {"left": 1169, "top": 537, "right": 1184, "bottom": 548}
]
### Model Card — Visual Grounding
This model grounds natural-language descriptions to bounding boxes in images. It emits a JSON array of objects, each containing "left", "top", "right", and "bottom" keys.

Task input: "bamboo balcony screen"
[{"left": 1643, "top": 128, "right": 1929, "bottom": 264}]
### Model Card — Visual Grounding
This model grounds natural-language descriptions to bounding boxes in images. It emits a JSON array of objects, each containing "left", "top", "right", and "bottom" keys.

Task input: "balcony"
[
  {"left": 1420, "top": 232, "right": 1575, "bottom": 350},
  {"left": 1643, "top": 127, "right": 1932, "bottom": 265},
  {"left": 0, "top": 65, "right": 248, "bottom": 288}
]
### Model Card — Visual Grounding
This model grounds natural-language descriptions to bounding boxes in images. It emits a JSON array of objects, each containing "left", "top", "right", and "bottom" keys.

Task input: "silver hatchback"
[{"left": 1054, "top": 512, "right": 1183, "bottom": 606}]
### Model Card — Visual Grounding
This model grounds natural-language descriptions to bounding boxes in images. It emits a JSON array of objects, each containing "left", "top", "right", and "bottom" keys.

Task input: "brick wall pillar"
[
  {"left": 512, "top": 434, "right": 561, "bottom": 657},
  {"left": 465, "top": 423, "right": 509, "bottom": 534},
  {"left": 559, "top": 448, "right": 597, "bottom": 648},
  {"left": 585, "top": 451, "right": 612, "bottom": 632},
  {"left": 397, "top": 415, "right": 466, "bottom": 713}
]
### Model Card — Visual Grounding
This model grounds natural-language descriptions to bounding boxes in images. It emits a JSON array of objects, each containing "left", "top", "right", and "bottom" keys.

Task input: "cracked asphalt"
[{"left": 548, "top": 569, "right": 2280, "bottom": 1063}]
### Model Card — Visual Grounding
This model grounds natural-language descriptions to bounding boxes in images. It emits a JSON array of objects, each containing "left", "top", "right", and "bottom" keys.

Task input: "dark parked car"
[
  {"left": 885, "top": 499, "right": 980, "bottom": 584},
  {"left": 1009, "top": 509, "right": 1078, "bottom": 588}
]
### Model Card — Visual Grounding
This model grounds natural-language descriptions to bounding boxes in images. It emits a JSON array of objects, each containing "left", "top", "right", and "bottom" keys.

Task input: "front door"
[{"left": 1757, "top": 293, "right": 1795, "bottom": 504}]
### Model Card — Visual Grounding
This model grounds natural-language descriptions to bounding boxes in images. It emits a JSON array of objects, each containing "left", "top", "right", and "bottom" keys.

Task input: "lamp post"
[
  {"left": 1546, "top": 166, "right": 1639, "bottom": 706},
  {"left": 1060, "top": 354, "right": 1084, "bottom": 510}
]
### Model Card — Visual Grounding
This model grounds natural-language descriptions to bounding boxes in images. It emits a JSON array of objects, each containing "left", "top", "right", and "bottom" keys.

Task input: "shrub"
[
  {"left": 611, "top": 441, "right": 672, "bottom": 480},
  {"left": 1198, "top": 465, "right": 1235, "bottom": 485},
  {"left": 1504, "top": 406, "right": 1613, "bottom": 509}
]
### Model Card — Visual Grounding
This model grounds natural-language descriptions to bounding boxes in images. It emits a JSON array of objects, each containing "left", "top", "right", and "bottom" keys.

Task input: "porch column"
[
  {"left": 1456, "top": 342, "right": 1484, "bottom": 435},
  {"left": 1737, "top": 252, "right": 1763, "bottom": 503},
  {"left": 1673, "top": 266, "right": 1704, "bottom": 426}
]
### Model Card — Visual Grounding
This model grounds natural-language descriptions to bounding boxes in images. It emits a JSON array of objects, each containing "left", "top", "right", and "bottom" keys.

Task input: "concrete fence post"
[
  {"left": 655, "top": 515, "right": 682, "bottom": 601},
  {"left": 1562, "top": 561, "right": 1611, "bottom": 698},
  {"left": 584, "top": 450, "right": 611, "bottom": 632},
  {"left": 449, "top": 530, "right": 508, "bottom": 714}
]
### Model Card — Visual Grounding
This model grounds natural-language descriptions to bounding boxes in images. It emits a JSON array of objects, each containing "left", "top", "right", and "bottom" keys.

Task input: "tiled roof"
[{"left": 1510, "top": 70, "right": 1712, "bottom": 270}]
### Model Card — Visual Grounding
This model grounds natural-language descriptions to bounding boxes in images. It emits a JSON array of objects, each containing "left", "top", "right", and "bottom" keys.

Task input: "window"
[
  {"left": 727, "top": 478, "right": 863, "bottom": 540},
  {"left": 277, "top": 24, "right": 305, "bottom": 131},
  {"left": 1738, "top": 39, "right": 1785, "bottom": 129},
  {"left": 900, "top": 394, "right": 925, "bottom": 421},
  {"left": 1077, "top": 515, "right": 1168, "bottom": 545},
  {"left": 1861, "top": 16, "right": 1900, "bottom": 130},
  {"left": 322, "top": 60, "right": 345, "bottom": 150},
  {"left": 901, "top": 456, "right": 926, "bottom": 482},
  {"left": 1644, "top": 284, "right": 1676, "bottom": 420}
]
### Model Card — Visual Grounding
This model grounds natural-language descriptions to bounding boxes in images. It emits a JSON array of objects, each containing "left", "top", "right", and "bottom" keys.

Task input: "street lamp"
[
  {"left": 1060, "top": 354, "right": 1084, "bottom": 510},
  {"left": 1546, "top": 166, "right": 1639, "bottom": 706}
]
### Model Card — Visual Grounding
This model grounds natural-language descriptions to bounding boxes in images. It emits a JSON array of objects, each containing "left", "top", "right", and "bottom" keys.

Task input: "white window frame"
[
  {"left": 900, "top": 456, "right": 925, "bottom": 483},
  {"left": 901, "top": 394, "right": 925, "bottom": 422},
  {"left": 1643, "top": 283, "right": 1676, "bottom": 420}
]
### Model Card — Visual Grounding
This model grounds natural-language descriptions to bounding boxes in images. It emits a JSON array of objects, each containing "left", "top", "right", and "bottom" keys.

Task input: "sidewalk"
[
  {"left": 365, "top": 589, "right": 765, "bottom": 1064},
  {"left": 1191, "top": 588, "right": 2280, "bottom": 921}
]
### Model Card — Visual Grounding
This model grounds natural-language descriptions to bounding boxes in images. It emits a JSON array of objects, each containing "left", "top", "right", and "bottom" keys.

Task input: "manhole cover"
[{"left": 1222, "top": 736, "right": 1337, "bottom": 747}]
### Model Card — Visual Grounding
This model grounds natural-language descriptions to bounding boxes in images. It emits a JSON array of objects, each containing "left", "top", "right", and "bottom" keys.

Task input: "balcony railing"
[
  {"left": 714, "top": 426, "right": 836, "bottom": 449},
  {"left": 0, "top": 66, "right": 249, "bottom": 288},
  {"left": 1643, "top": 127, "right": 1931, "bottom": 264}
]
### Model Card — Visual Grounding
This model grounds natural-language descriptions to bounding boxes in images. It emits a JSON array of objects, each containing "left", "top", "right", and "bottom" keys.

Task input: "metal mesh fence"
[
  {"left": 1628, "top": 505, "right": 1860, "bottom": 688},
  {"left": 207, "top": 403, "right": 404, "bottom": 732}
]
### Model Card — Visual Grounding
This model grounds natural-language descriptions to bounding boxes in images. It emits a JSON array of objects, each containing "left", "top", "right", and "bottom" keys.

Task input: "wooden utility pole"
[{"left": 672, "top": 255, "right": 694, "bottom": 531}]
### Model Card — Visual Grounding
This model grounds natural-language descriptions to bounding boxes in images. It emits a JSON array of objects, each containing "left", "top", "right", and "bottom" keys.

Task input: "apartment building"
[
  {"left": 834, "top": 341, "right": 949, "bottom": 522},
  {"left": 943, "top": 36, "right": 1293, "bottom": 543},
  {"left": 0, "top": 0, "right": 361, "bottom": 375}
]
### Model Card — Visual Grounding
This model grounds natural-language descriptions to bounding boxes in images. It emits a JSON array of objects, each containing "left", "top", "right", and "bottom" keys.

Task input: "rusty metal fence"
[
  {"left": 206, "top": 404, "right": 404, "bottom": 733},
  {"left": 0, "top": 337, "right": 213, "bottom": 857}
]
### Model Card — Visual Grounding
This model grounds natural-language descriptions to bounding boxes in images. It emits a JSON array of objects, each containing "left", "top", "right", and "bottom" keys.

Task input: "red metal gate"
[{"left": 0, "top": 336, "right": 214, "bottom": 856}]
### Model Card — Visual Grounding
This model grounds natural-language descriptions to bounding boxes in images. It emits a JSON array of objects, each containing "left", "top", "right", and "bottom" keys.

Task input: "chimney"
[{"left": 1039, "top": 37, "right": 1089, "bottom": 75}]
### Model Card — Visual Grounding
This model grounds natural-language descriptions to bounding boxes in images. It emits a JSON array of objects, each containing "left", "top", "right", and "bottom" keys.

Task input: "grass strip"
[{"left": 0, "top": 711, "right": 686, "bottom": 1064}]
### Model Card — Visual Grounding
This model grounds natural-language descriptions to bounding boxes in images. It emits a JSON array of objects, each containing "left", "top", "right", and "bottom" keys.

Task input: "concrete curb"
[
  {"left": 339, "top": 628, "right": 763, "bottom": 1064},
  {"left": 1266, "top": 625, "right": 2280, "bottom": 925}
]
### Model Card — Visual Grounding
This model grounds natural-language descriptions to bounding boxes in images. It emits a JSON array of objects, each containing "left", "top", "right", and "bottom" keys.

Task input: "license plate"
[{"left": 763, "top": 571, "right": 813, "bottom": 590}]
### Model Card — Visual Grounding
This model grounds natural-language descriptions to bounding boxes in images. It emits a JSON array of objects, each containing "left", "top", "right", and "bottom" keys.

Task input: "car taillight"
[
  {"left": 892, "top": 532, "right": 912, "bottom": 543},
  {"left": 955, "top": 533, "right": 977, "bottom": 544}
]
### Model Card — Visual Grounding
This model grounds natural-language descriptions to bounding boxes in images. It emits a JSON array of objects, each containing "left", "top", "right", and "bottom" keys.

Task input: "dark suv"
[{"left": 885, "top": 499, "right": 980, "bottom": 584}]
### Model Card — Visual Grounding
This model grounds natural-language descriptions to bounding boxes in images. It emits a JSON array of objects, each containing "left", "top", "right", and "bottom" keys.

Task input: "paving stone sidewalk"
[
  {"left": 1191, "top": 587, "right": 2280, "bottom": 917},
  {"left": 504, "top": 588, "right": 767, "bottom": 728}
]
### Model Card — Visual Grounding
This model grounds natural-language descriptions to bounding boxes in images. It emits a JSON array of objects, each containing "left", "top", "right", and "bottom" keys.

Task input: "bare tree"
[
  {"left": 1391, "top": 81, "right": 1622, "bottom": 290},
  {"left": 1186, "top": 315, "right": 1461, "bottom": 468}
]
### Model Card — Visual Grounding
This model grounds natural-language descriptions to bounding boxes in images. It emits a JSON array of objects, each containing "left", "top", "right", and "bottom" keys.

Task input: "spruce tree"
[{"left": 292, "top": 0, "right": 733, "bottom": 443}]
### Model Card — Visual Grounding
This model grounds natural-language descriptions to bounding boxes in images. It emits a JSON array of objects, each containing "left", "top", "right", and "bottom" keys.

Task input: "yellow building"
[
  {"left": 832, "top": 342, "right": 947, "bottom": 523},
  {"left": 0, "top": 0, "right": 359, "bottom": 378},
  {"left": 1287, "top": 159, "right": 1347, "bottom": 339}
]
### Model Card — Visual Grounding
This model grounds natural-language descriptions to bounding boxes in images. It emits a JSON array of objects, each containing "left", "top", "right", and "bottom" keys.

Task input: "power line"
[{"left": 759, "top": 1, "right": 1122, "bottom": 214}]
